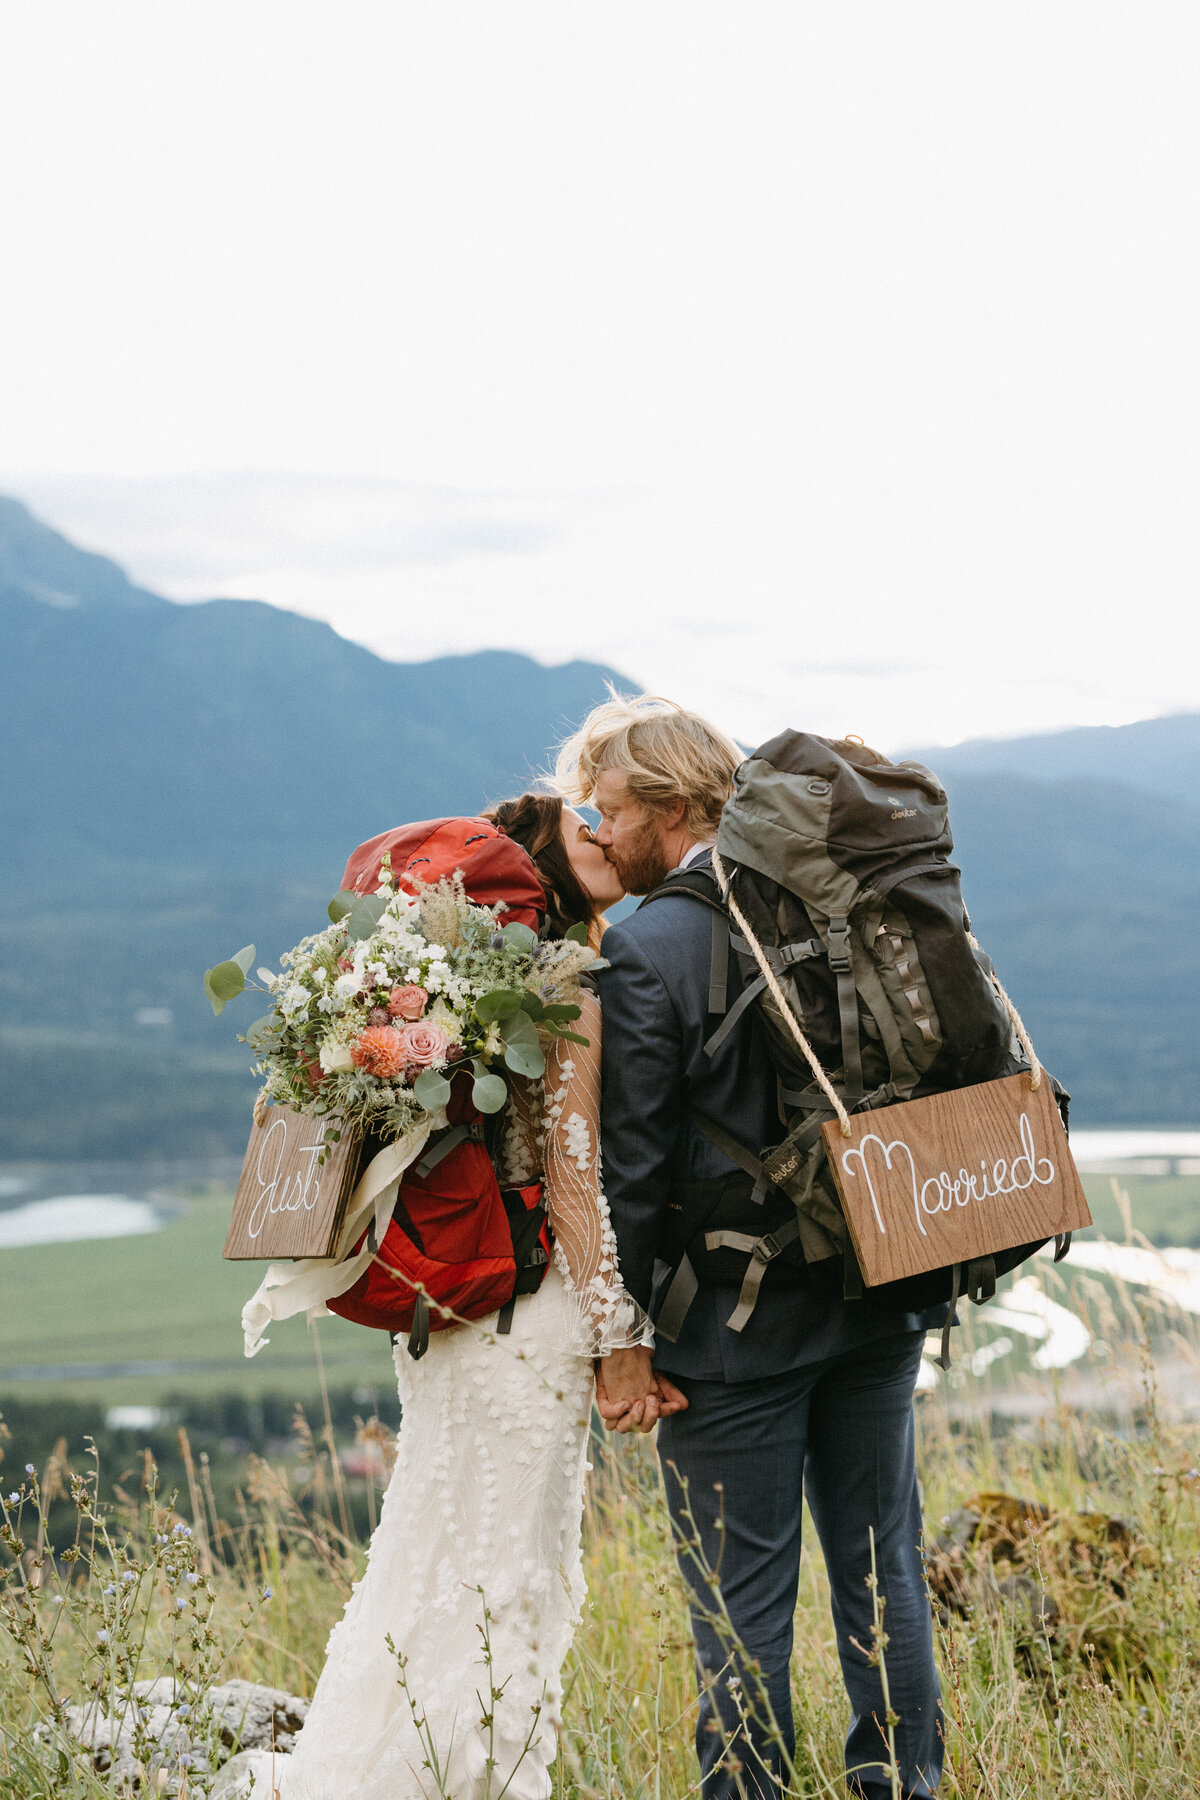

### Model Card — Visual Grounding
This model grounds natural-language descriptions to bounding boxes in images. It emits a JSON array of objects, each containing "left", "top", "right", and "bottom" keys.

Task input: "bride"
[{"left": 232, "top": 794, "right": 676, "bottom": 1800}]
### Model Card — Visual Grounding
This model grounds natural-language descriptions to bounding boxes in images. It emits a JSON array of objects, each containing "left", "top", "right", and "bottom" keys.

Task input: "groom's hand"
[
  {"left": 596, "top": 1346, "right": 659, "bottom": 1433},
  {"left": 596, "top": 1349, "right": 690, "bottom": 1433}
]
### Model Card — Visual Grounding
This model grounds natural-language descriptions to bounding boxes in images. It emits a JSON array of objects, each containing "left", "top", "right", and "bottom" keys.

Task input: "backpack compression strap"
[
  {"left": 655, "top": 1108, "right": 800, "bottom": 1341},
  {"left": 640, "top": 871, "right": 826, "bottom": 1058},
  {"left": 640, "top": 869, "right": 731, "bottom": 1017}
]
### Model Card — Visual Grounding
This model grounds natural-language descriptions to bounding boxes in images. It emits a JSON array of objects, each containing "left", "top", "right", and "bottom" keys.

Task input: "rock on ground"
[{"left": 50, "top": 1679, "right": 309, "bottom": 1792}]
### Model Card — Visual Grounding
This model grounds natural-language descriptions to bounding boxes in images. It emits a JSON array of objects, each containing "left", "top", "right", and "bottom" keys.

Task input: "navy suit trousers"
[{"left": 656, "top": 1330, "right": 943, "bottom": 1800}]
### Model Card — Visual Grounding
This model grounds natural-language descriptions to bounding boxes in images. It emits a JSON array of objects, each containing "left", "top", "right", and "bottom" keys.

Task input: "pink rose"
[
  {"left": 387, "top": 984, "right": 428, "bottom": 1021},
  {"left": 394, "top": 1021, "right": 449, "bottom": 1069}
]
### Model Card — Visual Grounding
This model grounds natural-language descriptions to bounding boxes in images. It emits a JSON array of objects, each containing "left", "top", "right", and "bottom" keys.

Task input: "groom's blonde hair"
[{"left": 554, "top": 689, "right": 743, "bottom": 840}]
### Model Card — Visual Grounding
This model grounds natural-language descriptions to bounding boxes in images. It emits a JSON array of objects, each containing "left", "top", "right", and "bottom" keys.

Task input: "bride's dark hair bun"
[{"left": 483, "top": 793, "right": 593, "bottom": 940}]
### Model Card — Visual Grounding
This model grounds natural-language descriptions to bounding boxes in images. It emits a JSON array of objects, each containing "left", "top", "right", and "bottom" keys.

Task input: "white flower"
[
  {"left": 316, "top": 995, "right": 333, "bottom": 1014},
  {"left": 312, "top": 966, "right": 328, "bottom": 986},
  {"left": 319, "top": 1038, "right": 355, "bottom": 1073},
  {"left": 333, "top": 973, "right": 359, "bottom": 1001}
]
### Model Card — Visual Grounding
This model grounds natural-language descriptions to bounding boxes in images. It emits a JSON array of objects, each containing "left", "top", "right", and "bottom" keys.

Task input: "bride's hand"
[
  {"left": 596, "top": 1346, "right": 658, "bottom": 1433},
  {"left": 595, "top": 1348, "right": 689, "bottom": 1434}
]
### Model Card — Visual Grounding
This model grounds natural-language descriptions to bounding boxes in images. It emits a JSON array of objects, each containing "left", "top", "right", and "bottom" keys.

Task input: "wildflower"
[
  {"left": 176, "top": 1597, "right": 187, "bottom": 1611},
  {"left": 261, "top": 1587, "right": 273, "bottom": 1601},
  {"left": 24, "top": 1464, "right": 34, "bottom": 1475},
  {"left": 96, "top": 1629, "right": 109, "bottom": 1644},
  {"left": 177, "top": 1703, "right": 191, "bottom": 1717},
  {"left": 122, "top": 1571, "right": 137, "bottom": 1583},
  {"left": 103, "top": 1583, "right": 116, "bottom": 1596},
  {"left": 186, "top": 1572, "right": 200, "bottom": 1585},
  {"left": 5, "top": 1493, "right": 17, "bottom": 1505}
]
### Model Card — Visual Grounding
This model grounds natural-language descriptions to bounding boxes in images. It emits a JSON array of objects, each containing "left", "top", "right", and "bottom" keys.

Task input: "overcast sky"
[{"left": 3, "top": 4, "right": 1199, "bottom": 750}]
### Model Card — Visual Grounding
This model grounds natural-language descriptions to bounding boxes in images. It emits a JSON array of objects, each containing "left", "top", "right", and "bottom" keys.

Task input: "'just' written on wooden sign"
[
  {"left": 821, "top": 1072, "right": 1092, "bottom": 1288},
  {"left": 223, "top": 1106, "right": 363, "bottom": 1262}
]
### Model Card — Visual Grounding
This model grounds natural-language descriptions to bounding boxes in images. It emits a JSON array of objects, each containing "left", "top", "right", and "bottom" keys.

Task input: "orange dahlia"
[{"left": 349, "top": 1025, "right": 406, "bottom": 1079}]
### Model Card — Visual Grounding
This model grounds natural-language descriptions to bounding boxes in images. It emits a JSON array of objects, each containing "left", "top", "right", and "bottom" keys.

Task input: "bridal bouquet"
[{"left": 203, "top": 865, "right": 596, "bottom": 1146}]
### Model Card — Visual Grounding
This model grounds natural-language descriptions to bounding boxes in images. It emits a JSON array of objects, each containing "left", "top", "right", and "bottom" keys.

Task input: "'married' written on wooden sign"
[
  {"left": 821, "top": 1073, "right": 1092, "bottom": 1288},
  {"left": 223, "top": 1106, "right": 363, "bottom": 1262}
]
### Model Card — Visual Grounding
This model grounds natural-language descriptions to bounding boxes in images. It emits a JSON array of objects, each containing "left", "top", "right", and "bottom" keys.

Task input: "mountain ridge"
[{"left": 1, "top": 493, "right": 1196, "bottom": 1151}]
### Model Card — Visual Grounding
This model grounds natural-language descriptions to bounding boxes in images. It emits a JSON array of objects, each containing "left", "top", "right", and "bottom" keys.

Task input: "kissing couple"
[{"left": 233, "top": 693, "right": 946, "bottom": 1800}]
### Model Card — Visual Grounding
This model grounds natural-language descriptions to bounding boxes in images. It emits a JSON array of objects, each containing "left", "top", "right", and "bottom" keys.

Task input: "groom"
[{"left": 559, "top": 695, "right": 945, "bottom": 1800}]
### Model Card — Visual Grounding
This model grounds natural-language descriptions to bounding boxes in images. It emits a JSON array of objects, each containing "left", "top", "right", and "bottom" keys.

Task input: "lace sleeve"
[{"left": 542, "top": 989, "right": 654, "bottom": 1357}]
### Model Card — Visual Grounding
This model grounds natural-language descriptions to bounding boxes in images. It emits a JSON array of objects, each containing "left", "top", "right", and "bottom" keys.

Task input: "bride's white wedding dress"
[{"left": 237, "top": 993, "right": 648, "bottom": 1800}]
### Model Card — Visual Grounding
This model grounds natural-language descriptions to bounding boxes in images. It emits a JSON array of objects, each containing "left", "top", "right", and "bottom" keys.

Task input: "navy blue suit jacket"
[{"left": 597, "top": 854, "right": 944, "bottom": 1382}]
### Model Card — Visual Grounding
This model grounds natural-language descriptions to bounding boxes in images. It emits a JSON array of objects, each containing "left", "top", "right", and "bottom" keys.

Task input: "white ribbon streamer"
[{"left": 240, "top": 1118, "right": 435, "bottom": 1357}]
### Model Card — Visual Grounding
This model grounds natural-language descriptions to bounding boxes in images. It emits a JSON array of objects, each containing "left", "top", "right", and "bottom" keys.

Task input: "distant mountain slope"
[
  {"left": 947, "top": 774, "right": 1199, "bottom": 1124},
  {"left": 908, "top": 713, "right": 1200, "bottom": 809},
  {"left": 0, "top": 496, "right": 624, "bottom": 875},
  {"left": 0, "top": 493, "right": 167, "bottom": 612},
  {"left": 0, "top": 496, "right": 628, "bottom": 1157},
  {"left": 1, "top": 493, "right": 1196, "bottom": 1154}
]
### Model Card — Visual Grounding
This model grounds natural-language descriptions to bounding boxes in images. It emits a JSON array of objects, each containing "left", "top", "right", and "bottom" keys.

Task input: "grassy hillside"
[
  {"left": 0, "top": 1185, "right": 395, "bottom": 1408},
  {"left": 0, "top": 1171, "right": 1192, "bottom": 1414}
]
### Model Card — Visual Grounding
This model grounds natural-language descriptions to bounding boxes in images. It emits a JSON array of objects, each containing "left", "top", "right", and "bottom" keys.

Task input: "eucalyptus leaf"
[
  {"left": 499, "top": 1009, "right": 539, "bottom": 1049},
  {"left": 501, "top": 921, "right": 538, "bottom": 951},
  {"left": 503, "top": 1039, "right": 545, "bottom": 1079},
  {"left": 471, "top": 1071, "right": 509, "bottom": 1114},
  {"left": 203, "top": 970, "right": 227, "bottom": 1017},
  {"left": 345, "top": 894, "right": 388, "bottom": 942},
  {"left": 565, "top": 920, "right": 589, "bottom": 945},
  {"left": 546, "top": 1027, "right": 590, "bottom": 1046},
  {"left": 245, "top": 1013, "right": 281, "bottom": 1049},
  {"left": 518, "top": 992, "right": 545, "bottom": 1020},
  {"left": 413, "top": 1068, "right": 452, "bottom": 1112},
  {"left": 539, "top": 1002, "right": 582, "bottom": 1024},
  {"left": 328, "top": 891, "right": 357, "bottom": 923},
  {"left": 206, "top": 960, "right": 248, "bottom": 1003},
  {"left": 474, "top": 988, "right": 525, "bottom": 1025},
  {"left": 232, "top": 944, "right": 256, "bottom": 976}
]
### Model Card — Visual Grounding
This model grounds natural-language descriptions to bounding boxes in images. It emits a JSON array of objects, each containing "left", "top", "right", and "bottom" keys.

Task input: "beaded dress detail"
[{"left": 240, "top": 992, "right": 649, "bottom": 1799}]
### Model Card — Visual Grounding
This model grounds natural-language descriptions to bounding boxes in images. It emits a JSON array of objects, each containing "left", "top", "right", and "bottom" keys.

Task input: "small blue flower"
[
  {"left": 261, "top": 1586, "right": 273, "bottom": 1601},
  {"left": 5, "top": 1493, "right": 18, "bottom": 1505},
  {"left": 103, "top": 1584, "right": 116, "bottom": 1596},
  {"left": 176, "top": 1597, "right": 187, "bottom": 1611},
  {"left": 176, "top": 1704, "right": 191, "bottom": 1718},
  {"left": 96, "top": 1628, "right": 109, "bottom": 1644},
  {"left": 24, "top": 1464, "right": 34, "bottom": 1475},
  {"left": 122, "top": 1571, "right": 137, "bottom": 1584},
  {"left": 186, "top": 1572, "right": 200, "bottom": 1585}
]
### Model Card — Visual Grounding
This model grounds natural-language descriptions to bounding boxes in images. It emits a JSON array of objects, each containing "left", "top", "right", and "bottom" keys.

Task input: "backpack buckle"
[{"left": 827, "top": 919, "right": 852, "bottom": 974}]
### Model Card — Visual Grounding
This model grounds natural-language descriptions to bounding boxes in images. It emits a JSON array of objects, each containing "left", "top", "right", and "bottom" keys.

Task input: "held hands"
[{"left": 595, "top": 1346, "right": 689, "bottom": 1435}]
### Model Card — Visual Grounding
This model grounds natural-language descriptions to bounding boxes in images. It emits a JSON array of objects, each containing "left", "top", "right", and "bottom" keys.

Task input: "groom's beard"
[{"left": 608, "top": 813, "right": 674, "bottom": 896}]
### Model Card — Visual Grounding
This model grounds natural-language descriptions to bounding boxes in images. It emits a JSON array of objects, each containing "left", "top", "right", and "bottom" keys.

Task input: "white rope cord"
[
  {"left": 710, "top": 849, "right": 853, "bottom": 1137},
  {"left": 967, "top": 932, "right": 1042, "bottom": 1091}
]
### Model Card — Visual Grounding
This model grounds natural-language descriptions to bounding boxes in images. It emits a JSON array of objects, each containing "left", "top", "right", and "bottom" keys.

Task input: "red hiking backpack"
[{"left": 326, "top": 817, "right": 554, "bottom": 1358}]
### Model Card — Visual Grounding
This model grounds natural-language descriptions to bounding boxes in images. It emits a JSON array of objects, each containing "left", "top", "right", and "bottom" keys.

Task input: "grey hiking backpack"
[{"left": 644, "top": 730, "right": 1070, "bottom": 1352}]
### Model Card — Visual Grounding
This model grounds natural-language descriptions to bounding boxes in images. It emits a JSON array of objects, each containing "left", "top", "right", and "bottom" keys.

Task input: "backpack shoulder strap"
[{"left": 639, "top": 869, "right": 730, "bottom": 1017}]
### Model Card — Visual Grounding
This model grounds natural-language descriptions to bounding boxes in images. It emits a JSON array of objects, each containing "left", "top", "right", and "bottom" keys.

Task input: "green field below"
[
  {"left": 0, "top": 1182, "right": 396, "bottom": 1409},
  {"left": 1, "top": 1170, "right": 1197, "bottom": 1412}
]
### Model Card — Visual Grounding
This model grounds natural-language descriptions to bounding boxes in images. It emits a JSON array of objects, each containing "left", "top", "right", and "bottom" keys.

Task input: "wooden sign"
[
  {"left": 223, "top": 1106, "right": 363, "bottom": 1261},
  {"left": 821, "top": 1073, "right": 1092, "bottom": 1288}
]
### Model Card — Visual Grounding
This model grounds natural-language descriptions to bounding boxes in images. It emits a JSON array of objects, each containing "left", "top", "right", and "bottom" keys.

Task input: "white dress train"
[{"left": 238, "top": 993, "right": 647, "bottom": 1799}]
